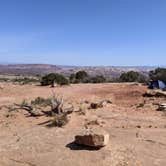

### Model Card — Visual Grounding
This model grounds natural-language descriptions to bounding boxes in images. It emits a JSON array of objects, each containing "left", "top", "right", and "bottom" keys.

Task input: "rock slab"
[
  {"left": 75, "top": 128, "right": 109, "bottom": 148},
  {"left": 158, "top": 103, "right": 166, "bottom": 111}
]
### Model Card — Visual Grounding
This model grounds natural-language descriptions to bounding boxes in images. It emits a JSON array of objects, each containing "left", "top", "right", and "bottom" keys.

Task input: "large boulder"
[{"left": 75, "top": 128, "right": 109, "bottom": 148}]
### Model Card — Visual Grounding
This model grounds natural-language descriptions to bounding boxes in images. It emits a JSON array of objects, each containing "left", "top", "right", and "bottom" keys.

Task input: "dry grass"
[{"left": 51, "top": 114, "right": 69, "bottom": 127}]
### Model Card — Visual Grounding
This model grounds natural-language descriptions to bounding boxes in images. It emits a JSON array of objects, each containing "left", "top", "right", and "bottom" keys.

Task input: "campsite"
[
  {"left": 0, "top": 0, "right": 166, "bottom": 165},
  {"left": 149, "top": 80, "right": 166, "bottom": 90},
  {"left": 0, "top": 78, "right": 166, "bottom": 166}
]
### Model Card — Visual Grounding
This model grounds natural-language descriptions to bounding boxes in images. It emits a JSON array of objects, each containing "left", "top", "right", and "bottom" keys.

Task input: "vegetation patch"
[
  {"left": 30, "top": 97, "right": 52, "bottom": 107},
  {"left": 149, "top": 68, "right": 166, "bottom": 83},
  {"left": 41, "top": 73, "right": 69, "bottom": 86},
  {"left": 119, "top": 71, "right": 147, "bottom": 83},
  {"left": 51, "top": 114, "right": 69, "bottom": 127}
]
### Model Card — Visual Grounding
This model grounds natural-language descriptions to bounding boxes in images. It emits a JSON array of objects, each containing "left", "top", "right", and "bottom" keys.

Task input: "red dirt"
[{"left": 0, "top": 83, "right": 165, "bottom": 166}]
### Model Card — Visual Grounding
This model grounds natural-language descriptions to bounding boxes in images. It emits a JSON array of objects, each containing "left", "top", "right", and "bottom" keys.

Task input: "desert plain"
[{"left": 0, "top": 82, "right": 166, "bottom": 166}]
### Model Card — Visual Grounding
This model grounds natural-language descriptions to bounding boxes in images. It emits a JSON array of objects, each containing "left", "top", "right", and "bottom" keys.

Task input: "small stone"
[
  {"left": 90, "top": 103, "right": 102, "bottom": 109},
  {"left": 75, "top": 128, "right": 109, "bottom": 148},
  {"left": 157, "top": 103, "right": 166, "bottom": 111}
]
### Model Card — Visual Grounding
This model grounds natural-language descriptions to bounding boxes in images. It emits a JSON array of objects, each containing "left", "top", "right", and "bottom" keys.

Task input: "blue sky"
[{"left": 0, "top": 0, "right": 166, "bottom": 66}]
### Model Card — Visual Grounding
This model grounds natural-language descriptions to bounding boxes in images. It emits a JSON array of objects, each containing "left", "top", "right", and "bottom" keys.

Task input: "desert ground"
[{"left": 0, "top": 82, "right": 166, "bottom": 166}]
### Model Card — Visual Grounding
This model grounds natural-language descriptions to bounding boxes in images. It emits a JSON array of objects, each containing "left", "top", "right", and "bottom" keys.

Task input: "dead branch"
[
  {"left": 12, "top": 103, "right": 44, "bottom": 117},
  {"left": 50, "top": 95, "right": 74, "bottom": 115}
]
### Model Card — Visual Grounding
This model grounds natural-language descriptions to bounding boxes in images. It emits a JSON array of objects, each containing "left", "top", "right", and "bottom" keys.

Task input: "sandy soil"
[{"left": 0, "top": 82, "right": 166, "bottom": 166}]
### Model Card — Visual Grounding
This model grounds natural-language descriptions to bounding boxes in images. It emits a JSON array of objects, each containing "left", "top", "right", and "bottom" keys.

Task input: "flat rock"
[
  {"left": 157, "top": 103, "right": 166, "bottom": 111},
  {"left": 75, "top": 128, "right": 109, "bottom": 148},
  {"left": 143, "top": 90, "right": 166, "bottom": 98}
]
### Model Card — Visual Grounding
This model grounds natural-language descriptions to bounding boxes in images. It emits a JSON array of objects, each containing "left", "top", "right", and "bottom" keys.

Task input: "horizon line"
[{"left": 0, "top": 62, "right": 164, "bottom": 68}]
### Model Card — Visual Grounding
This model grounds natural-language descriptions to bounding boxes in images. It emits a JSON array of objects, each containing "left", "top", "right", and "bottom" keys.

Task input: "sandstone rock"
[
  {"left": 90, "top": 102, "right": 102, "bottom": 109},
  {"left": 157, "top": 103, "right": 166, "bottom": 111},
  {"left": 143, "top": 90, "right": 166, "bottom": 98},
  {"left": 89, "top": 100, "right": 112, "bottom": 109},
  {"left": 75, "top": 128, "right": 109, "bottom": 148}
]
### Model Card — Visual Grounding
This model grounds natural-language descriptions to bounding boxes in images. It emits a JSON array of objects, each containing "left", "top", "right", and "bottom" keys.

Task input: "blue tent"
[{"left": 149, "top": 80, "right": 166, "bottom": 90}]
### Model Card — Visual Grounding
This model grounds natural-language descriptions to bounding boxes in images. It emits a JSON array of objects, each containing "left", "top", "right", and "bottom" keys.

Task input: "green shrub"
[
  {"left": 0, "top": 78, "right": 9, "bottom": 82},
  {"left": 90, "top": 75, "right": 106, "bottom": 83},
  {"left": 41, "top": 73, "right": 56, "bottom": 86},
  {"left": 69, "top": 71, "right": 89, "bottom": 83},
  {"left": 56, "top": 75, "right": 69, "bottom": 85},
  {"left": 119, "top": 71, "right": 147, "bottom": 83},
  {"left": 69, "top": 72, "right": 107, "bottom": 84},
  {"left": 69, "top": 73, "right": 76, "bottom": 83},
  {"left": 12, "top": 77, "right": 39, "bottom": 84},
  {"left": 149, "top": 68, "right": 166, "bottom": 83},
  {"left": 41, "top": 73, "right": 69, "bottom": 86},
  {"left": 75, "top": 71, "right": 88, "bottom": 82}
]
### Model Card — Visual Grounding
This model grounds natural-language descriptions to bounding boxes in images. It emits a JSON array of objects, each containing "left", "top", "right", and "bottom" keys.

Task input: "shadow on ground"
[
  {"left": 66, "top": 142, "right": 101, "bottom": 151},
  {"left": 37, "top": 120, "right": 56, "bottom": 128}
]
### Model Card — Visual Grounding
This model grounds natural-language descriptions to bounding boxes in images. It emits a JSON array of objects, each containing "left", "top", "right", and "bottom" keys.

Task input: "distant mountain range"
[{"left": 0, "top": 64, "right": 158, "bottom": 78}]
